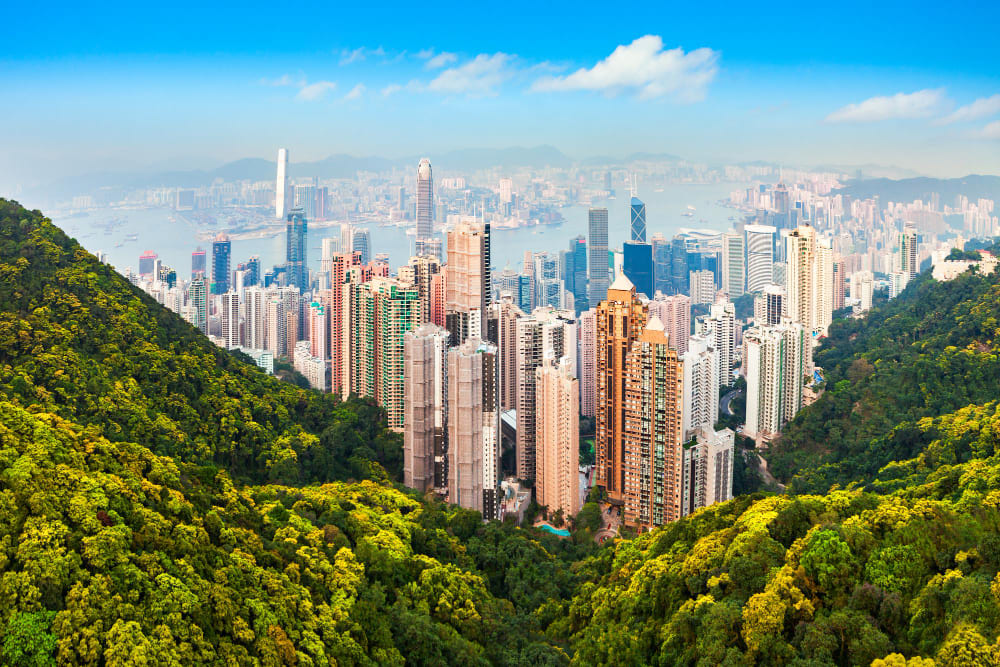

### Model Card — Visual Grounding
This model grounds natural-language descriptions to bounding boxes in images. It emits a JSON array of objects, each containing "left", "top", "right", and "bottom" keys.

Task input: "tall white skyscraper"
[
  {"left": 681, "top": 427, "right": 735, "bottom": 517},
  {"left": 899, "top": 223, "right": 919, "bottom": 280},
  {"left": 700, "top": 300, "right": 735, "bottom": 388},
  {"left": 578, "top": 308, "right": 597, "bottom": 418},
  {"left": 689, "top": 269, "right": 716, "bottom": 305},
  {"left": 785, "top": 225, "right": 833, "bottom": 336},
  {"left": 745, "top": 224, "right": 776, "bottom": 293},
  {"left": 275, "top": 148, "right": 288, "bottom": 220},
  {"left": 535, "top": 355, "right": 581, "bottom": 519},
  {"left": 721, "top": 231, "right": 746, "bottom": 297},
  {"left": 221, "top": 290, "right": 240, "bottom": 350},
  {"left": 744, "top": 320, "right": 806, "bottom": 442}
]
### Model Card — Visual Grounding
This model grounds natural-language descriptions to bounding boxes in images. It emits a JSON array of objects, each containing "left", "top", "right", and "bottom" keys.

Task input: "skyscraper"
[
  {"left": 139, "top": 250, "right": 157, "bottom": 277},
  {"left": 286, "top": 208, "right": 308, "bottom": 291},
  {"left": 536, "top": 356, "right": 580, "bottom": 519},
  {"left": 754, "top": 284, "right": 785, "bottom": 326},
  {"left": 623, "top": 241, "right": 654, "bottom": 299},
  {"left": 445, "top": 220, "right": 490, "bottom": 346},
  {"left": 578, "top": 308, "right": 597, "bottom": 418},
  {"left": 681, "top": 332, "right": 719, "bottom": 440},
  {"left": 721, "top": 231, "right": 745, "bottom": 297},
  {"left": 448, "top": 338, "right": 501, "bottom": 519},
  {"left": 899, "top": 223, "right": 919, "bottom": 280},
  {"left": 630, "top": 196, "right": 646, "bottom": 242},
  {"left": 275, "top": 148, "right": 288, "bottom": 219},
  {"left": 211, "top": 233, "right": 231, "bottom": 295},
  {"left": 745, "top": 224, "right": 776, "bottom": 293},
  {"left": 403, "top": 324, "right": 450, "bottom": 493},
  {"left": 188, "top": 276, "right": 207, "bottom": 334},
  {"left": 688, "top": 269, "right": 716, "bottom": 305},
  {"left": 569, "top": 236, "right": 588, "bottom": 313},
  {"left": 701, "top": 300, "right": 736, "bottom": 388},
  {"left": 221, "top": 290, "right": 240, "bottom": 350},
  {"left": 191, "top": 248, "right": 206, "bottom": 279},
  {"left": 486, "top": 295, "right": 523, "bottom": 412},
  {"left": 588, "top": 208, "right": 609, "bottom": 308},
  {"left": 744, "top": 320, "right": 806, "bottom": 443},
  {"left": 416, "top": 158, "right": 434, "bottom": 244},
  {"left": 681, "top": 427, "right": 735, "bottom": 517},
  {"left": 785, "top": 225, "right": 833, "bottom": 336},
  {"left": 622, "top": 316, "right": 684, "bottom": 530},
  {"left": 651, "top": 234, "right": 672, "bottom": 294},
  {"left": 832, "top": 258, "right": 846, "bottom": 311},
  {"left": 647, "top": 293, "right": 691, "bottom": 355},
  {"left": 516, "top": 307, "right": 577, "bottom": 482},
  {"left": 595, "top": 273, "right": 648, "bottom": 503}
]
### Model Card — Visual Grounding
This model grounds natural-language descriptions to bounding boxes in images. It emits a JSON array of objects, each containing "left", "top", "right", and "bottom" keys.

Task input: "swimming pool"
[{"left": 537, "top": 523, "right": 570, "bottom": 537}]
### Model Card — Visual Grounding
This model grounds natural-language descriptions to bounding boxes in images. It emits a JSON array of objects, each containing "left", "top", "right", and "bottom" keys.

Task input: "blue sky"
[{"left": 2, "top": 0, "right": 999, "bottom": 192}]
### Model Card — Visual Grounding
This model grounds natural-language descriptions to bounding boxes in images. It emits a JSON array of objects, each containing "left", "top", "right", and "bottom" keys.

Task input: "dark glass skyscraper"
[
  {"left": 652, "top": 236, "right": 671, "bottom": 295},
  {"left": 286, "top": 208, "right": 308, "bottom": 290},
  {"left": 623, "top": 241, "right": 653, "bottom": 299},
  {"left": 670, "top": 237, "right": 688, "bottom": 295},
  {"left": 569, "top": 235, "right": 588, "bottom": 313},
  {"left": 630, "top": 196, "right": 646, "bottom": 242},
  {"left": 210, "top": 234, "right": 231, "bottom": 295},
  {"left": 191, "top": 247, "right": 206, "bottom": 278}
]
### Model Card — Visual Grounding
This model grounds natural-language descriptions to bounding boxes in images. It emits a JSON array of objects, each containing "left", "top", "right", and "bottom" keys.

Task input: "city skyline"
[{"left": 2, "top": 1, "right": 999, "bottom": 197}]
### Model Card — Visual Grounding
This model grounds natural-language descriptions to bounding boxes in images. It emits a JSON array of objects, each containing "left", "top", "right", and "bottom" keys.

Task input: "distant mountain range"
[{"left": 833, "top": 174, "right": 1000, "bottom": 204}]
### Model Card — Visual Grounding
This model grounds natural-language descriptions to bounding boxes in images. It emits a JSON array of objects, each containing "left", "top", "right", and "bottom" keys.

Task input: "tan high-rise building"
[
  {"left": 403, "top": 324, "right": 450, "bottom": 493},
  {"left": 445, "top": 219, "right": 490, "bottom": 345},
  {"left": 328, "top": 251, "right": 361, "bottom": 395},
  {"left": 401, "top": 254, "right": 442, "bottom": 325},
  {"left": 832, "top": 258, "right": 846, "bottom": 311},
  {"left": 516, "top": 306, "right": 577, "bottom": 482},
  {"left": 536, "top": 356, "right": 580, "bottom": 519},
  {"left": 447, "top": 338, "right": 501, "bottom": 519},
  {"left": 595, "top": 273, "right": 648, "bottom": 503},
  {"left": 578, "top": 308, "right": 597, "bottom": 418},
  {"left": 486, "top": 295, "right": 523, "bottom": 412},
  {"left": 622, "top": 317, "right": 684, "bottom": 530},
  {"left": 785, "top": 225, "right": 833, "bottom": 336}
]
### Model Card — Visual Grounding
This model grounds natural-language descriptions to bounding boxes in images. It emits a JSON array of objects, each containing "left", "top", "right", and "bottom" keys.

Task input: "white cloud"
[
  {"left": 416, "top": 48, "right": 436, "bottom": 60},
  {"left": 425, "top": 52, "right": 457, "bottom": 69},
  {"left": 296, "top": 81, "right": 337, "bottom": 101},
  {"left": 259, "top": 74, "right": 302, "bottom": 87},
  {"left": 937, "top": 94, "right": 1000, "bottom": 124},
  {"left": 976, "top": 120, "right": 1000, "bottom": 139},
  {"left": 826, "top": 89, "right": 947, "bottom": 123},
  {"left": 344, "top": 84, "right": 365, "bottom": 100},
  {"left": 427, "top": 53, "right": 513, "bottom": 96},
  {"left": 339, "top": 46, "right": 386, "bottom": 65},
  {"left": 381, "top": 83, "right": 403, "bottom": 97},
  {"left": 530, "top": 35, "right": 718, "bottom": 101}
]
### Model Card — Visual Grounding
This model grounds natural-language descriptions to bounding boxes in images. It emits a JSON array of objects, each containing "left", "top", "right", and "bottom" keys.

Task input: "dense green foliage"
[
  {"left": 768, "top": 265, "right": 1000, "bottom": 492},
  {"left": 546, "top": 400, "right": 1000, "bottom": 664},
  {"left": 0, "top": 200, "right": 400, "bottom": 484}
]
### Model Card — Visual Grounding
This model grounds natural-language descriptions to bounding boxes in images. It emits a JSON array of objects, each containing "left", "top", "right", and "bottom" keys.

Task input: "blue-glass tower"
[
  {"left": 623, "top": 241, "right": 654, "bottom": 299},
  {"left": 286, "top": 208, "right": 308, "bottom": 291},
  {"left": 630, "top": 196, "right": 646, "bottom": 242}
]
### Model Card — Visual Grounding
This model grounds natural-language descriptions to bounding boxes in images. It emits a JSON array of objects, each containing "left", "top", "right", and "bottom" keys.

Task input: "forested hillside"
[
  {"left": 0, "top": 200, "right": 399, "bottom": 484},
  {"left": 767, "top": 264, "right": 1000, "bottom": 493}
]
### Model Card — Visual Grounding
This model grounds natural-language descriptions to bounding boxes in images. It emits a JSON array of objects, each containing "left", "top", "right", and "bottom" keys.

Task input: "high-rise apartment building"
[
  {"left": 899, "top": 223, "right": 919, "bottom": 280},
  {"left": 754, "top": 284, "right": 785, "bottom": 326},
  {"left": 403, "top": 324, "right": 450, "bottom": 493},
  {"left": 447, "top": 338, "right": 501, "bottom": 519},
  {"left": 486, "top": 296, "right": 523, "bottom": 412},
  {"left": 578, "top": 308, "right": 597, "bottom": 418},
  {"left": 515, "top": 307, "right": 577, "bottom": 482},
  {"left": 595, "top": 274, "right": 648, "bottom": 503},
  {"left": 647, "top": 293, "right": 691, "bottom": 355},
  {"left": 852, "top": 271, "right": 874, "bottom": 313},
  {"left": 328, "top": 251, "right": 362, "bottom": 395},
  {"left": 211, "top": 233, "right": 231, "bottom": 295},
  {"left": 721, "top": 231, "right": 745, "bottom": 297},
  {"left": 401, "top": 255, "right": 442, "bottom": 325},
  {"left": 535, "top": 356, "right": 580, "bottom": 518},
  {"left": 622, "top": 317, "right": 684, "bottom": 530},
  {"left": 286, "top": 208, "right": 308, "bottom": 291},
  {"left": 221, "top": 290, "right": 240, "bottom": 349},
  {"left": 689, "top": 269, "right": 716, "bottom": 305},
  {"left": 244, "top": 286, "right": 267, "bottom": 350},
  {"left": 588, "top": 208, "right": 610, "bottom": 308},
  {"left": 681, "top": 427, "right": 735, "bottom": 517},
  {"left": 416, "top": 158, "right": 434, "bottom": 245},
  {"left": 700, "top": 300, "right": 736, "bottom": 388},
  {"left": 745, "top": 224, "right": 776, "bottom": 293},
  {"left": 785, "top": 225, "right": 833, "bottom": 336},
  {"left": 630, "top": 196, "right": 646, "bottom": 243},
  {"left": 681, "top": 332, "right": 719, "bottom": 439},
  {"left": 188, "top": 276, "right": 207, "bottom": 334},
  {"left": 275, "top": 148, "right": 288, "bottom": 219},
  {"left": 832, "top": 258, "right": 846, "bottom": 311},
  {"left": 744, "top": 320, "right": 806, "bottom": 442},
  {"left": 445, "top": 220, "right": 490, "bottom": 346}
]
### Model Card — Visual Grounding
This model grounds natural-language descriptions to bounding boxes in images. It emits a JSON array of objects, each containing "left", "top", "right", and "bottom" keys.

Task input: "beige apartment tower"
[
  {"left": 403, "top": 324, "right": 449, "bottom": 493},
  {"left": 445, "top": 220, "right": 490, "bottom": 345},
  {"left": 535, "top": 356, "right": 580, "bottom": 519}
]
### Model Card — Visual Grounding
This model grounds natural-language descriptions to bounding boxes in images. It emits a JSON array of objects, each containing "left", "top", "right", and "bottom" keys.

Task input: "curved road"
[{"left": 720, "top": 387, "right": 742, "bottom": 417}]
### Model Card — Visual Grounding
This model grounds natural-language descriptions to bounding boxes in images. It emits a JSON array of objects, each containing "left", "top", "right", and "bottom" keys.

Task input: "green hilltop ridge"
[{"left": 2, "top": 199, "right": 1000, "bottom": 665}]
